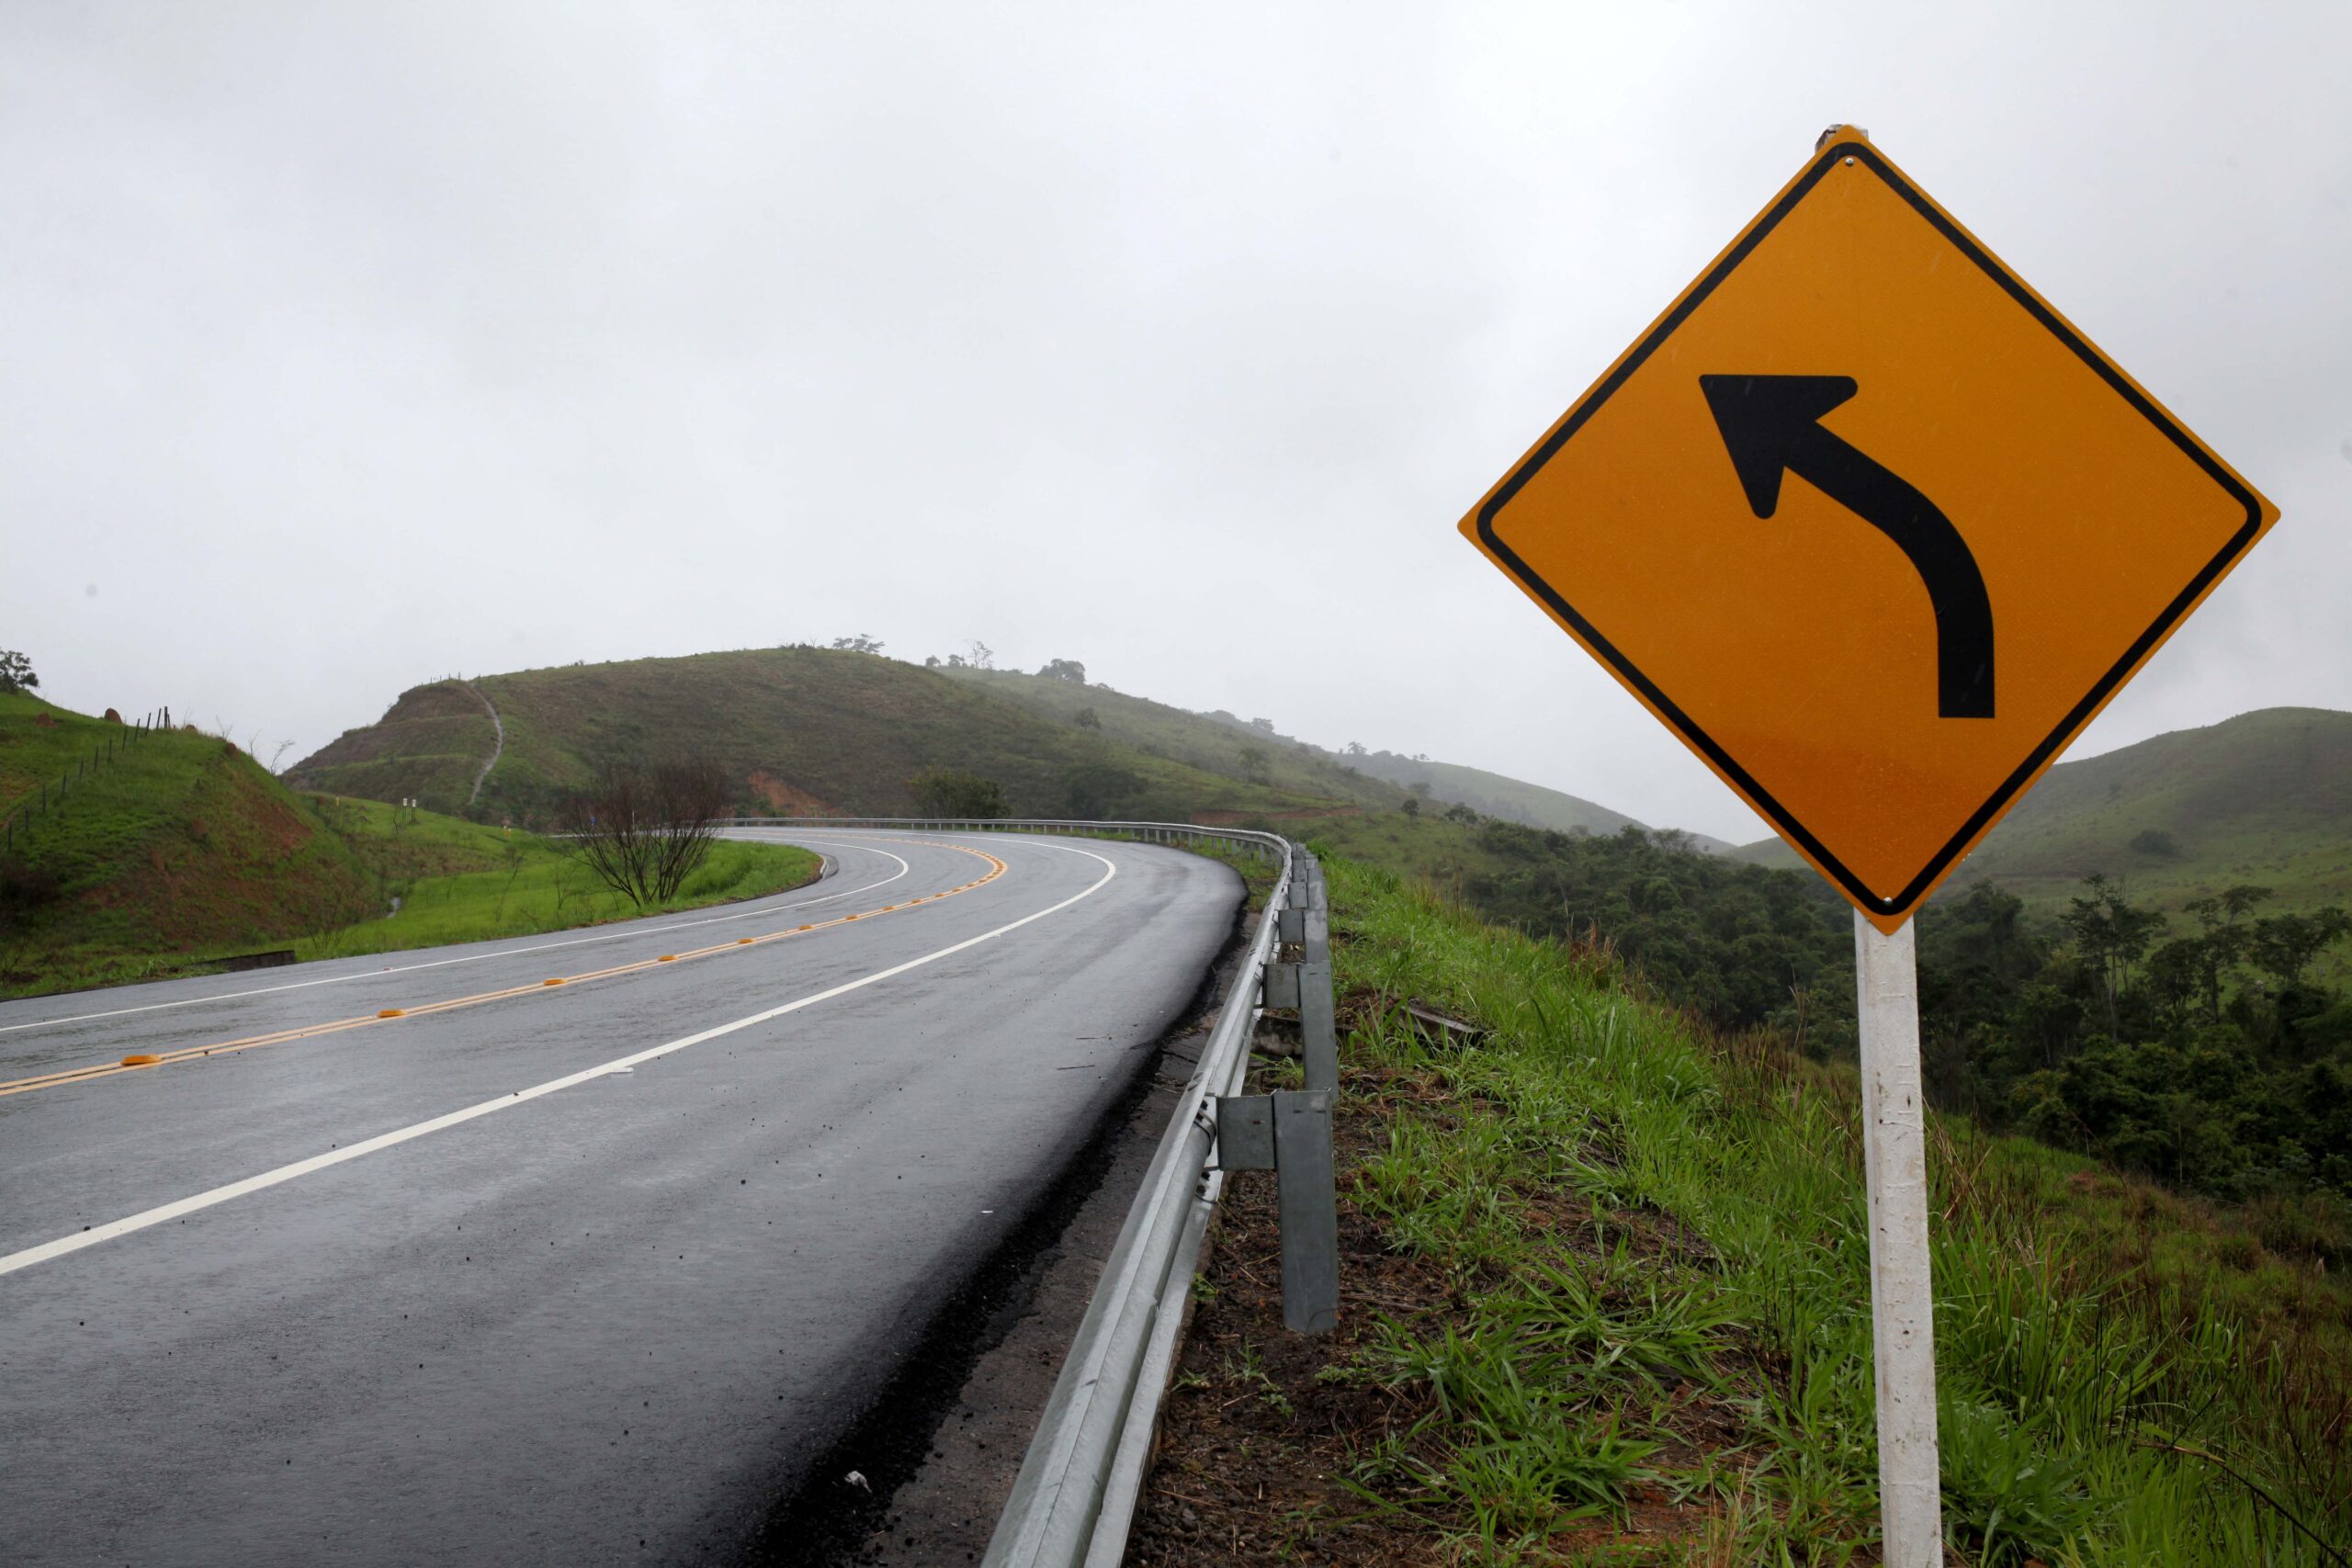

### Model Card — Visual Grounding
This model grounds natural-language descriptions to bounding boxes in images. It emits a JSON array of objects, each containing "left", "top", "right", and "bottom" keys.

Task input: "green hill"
[
  {"left": 2, "top": 691, "right": 383, "bottom": 989},
  {"left": 1732, "top": 706, "right": 2352, "bottom": 920},
  {"left": 291, "top": 648, "right": 1345, "bottom": 827},
  {"left": 288, "top": 677, "right": 502, "bottom": 814},
  {"left": 293, "top": 647, "right": 1756, "bottom": 850},
  {"left": 1, "top": 690, "right": 820, "bottom": 998}
]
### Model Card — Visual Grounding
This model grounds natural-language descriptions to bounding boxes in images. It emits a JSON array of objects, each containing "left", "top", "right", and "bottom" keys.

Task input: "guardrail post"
[
  {"left": 1301, "top": 952, "right": 1336, "bottom": 1094},
  {"left": 1273, "top": 1089, "right": 1339, "bottom": 1334},
  {"left": 1213, "top": 1087, "right": 1339, "bottom": 1337},
  {"left": 1299, "top": 858, "right": 1338, "bottom": 1093}
]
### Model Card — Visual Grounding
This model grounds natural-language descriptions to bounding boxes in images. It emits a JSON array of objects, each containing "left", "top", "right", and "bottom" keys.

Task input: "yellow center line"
[{"left": 0, "top": 838, "right": 1008, "bottom": 1100}]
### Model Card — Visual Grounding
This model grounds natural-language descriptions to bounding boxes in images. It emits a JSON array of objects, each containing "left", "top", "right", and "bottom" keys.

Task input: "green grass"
[
  {"left": 1285, "top": 808, "right": 1525, "bottom": 898},
  {"left": 294, "top": 805, "right": 820, "bottom": 962},
  {"left": 1306, "top": 853, "right": 2350, "bottom": 1563},
  {"left": 1, "top": 690, "right": 169, "bottom": 807}
]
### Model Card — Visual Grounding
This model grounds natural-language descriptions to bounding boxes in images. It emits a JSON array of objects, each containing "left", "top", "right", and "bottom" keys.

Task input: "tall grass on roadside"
[{"left": 1320, "top": 856, "right": 2350, "bottom": 1565}]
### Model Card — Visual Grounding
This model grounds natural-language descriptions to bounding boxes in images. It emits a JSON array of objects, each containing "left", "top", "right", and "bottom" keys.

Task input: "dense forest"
[{"left": 1457, "top": 820, "right": 2352, "bottom": 1228}]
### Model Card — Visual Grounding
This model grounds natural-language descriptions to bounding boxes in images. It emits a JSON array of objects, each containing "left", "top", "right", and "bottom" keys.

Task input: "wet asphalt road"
[{"left": 0, "top": 829, "right": 1241, "bottom": 1567}]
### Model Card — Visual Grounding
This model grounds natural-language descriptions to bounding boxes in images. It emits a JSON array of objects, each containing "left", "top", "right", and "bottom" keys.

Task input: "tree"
[
  {"left": 1072, "top": 707, "right": 1102, "bottom": 730},
  {"left": 1236, "top": 744, "right": 1271, "bottom": 784},
  {"left": 1061, "top": 762, "right": 1139, "bottom": 818},
  {"left": 1248, "top": 716, "right": 1276, "bottom": 734},
  {"left": 1039, "top": 659, "right": 1087, "bottom": 683},
  {"left": 2165, "top": 886, "right": 2273, "bottom": 1022},
  {"left": 830, "top": 635, "right": 885, "bottom": 654},
  {"left": 909, "top": 765, "right": 1008, "bottom": 818},
  {"left": 967, "top": 640, "right": 995, "bottom": 671},
  {"left": 0, "top": 650, "right": 36, "bottom": 693},
  {"left": 2249, "top": 908, "right": 2352, "bottom": 988},
  {"left": 1342, "top": 740, "right": 1366, "bottom": 757},
  {"left": 2061, "top": 874, "right": 2167, "bottom": 1038},
  {"left": 554, "top": 756, "right": 730, "bottom": 908}
]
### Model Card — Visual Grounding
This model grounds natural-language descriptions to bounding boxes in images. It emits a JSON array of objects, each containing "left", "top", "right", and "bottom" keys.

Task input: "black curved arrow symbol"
[{"left": 1700, "top": 374, "right": 1995, "bottom": 719}]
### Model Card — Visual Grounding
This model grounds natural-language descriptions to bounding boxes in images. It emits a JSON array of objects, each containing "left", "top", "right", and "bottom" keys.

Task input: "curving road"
[{"left": 0, "top": 829, "right": 1242, "bottom": 1567}]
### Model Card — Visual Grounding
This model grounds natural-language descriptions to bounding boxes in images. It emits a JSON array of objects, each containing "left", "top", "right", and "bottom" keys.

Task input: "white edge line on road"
[
  {"left": 0, "top": 833, "right": 912, "bottom": 1038},
  {"left": 0, "top": 841, "right": 1116, "bottom": 1280}
]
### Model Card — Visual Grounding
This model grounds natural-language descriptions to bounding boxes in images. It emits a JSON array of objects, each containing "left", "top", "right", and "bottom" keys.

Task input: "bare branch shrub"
[{"left": 554, "top": 756, "right": 731, "bottom": 908}]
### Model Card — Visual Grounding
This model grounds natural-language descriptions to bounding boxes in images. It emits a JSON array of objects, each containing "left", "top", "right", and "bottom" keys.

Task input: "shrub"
[{"left": 908, "top": 765, "right": 1009, "bottom": 818}]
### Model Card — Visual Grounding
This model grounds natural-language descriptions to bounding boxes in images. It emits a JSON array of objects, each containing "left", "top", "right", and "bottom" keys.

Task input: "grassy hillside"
[
  {"left": 1733, "top": 707, "right": 2352, "bottom": 920},
  {"left": 937, "top": 665, "right": 1407, "bottom": 815},
  {"left": 2, "top": 691, "right": 382, "bottom": 991},
  {"left": 1134, "top": 857, "right": 2350, "bottom": 1562},
  {"left": 1, "top": 692, "right": 818, "bottom": 998},
  {"left": 288, "top": 679, "right": 499, "bottom": 815},
  {"left": 941, "top": 664, "right": 1727, "bottom": 844},
  {"left": 1271, "top": 809, "right": 1747, "bottom": 919},
  {"left": 1947, "top": 707, "right": 2352, "bottom": 913},
  {"left": 294, "top": 649, "right": 1353, "bottom": 826}
]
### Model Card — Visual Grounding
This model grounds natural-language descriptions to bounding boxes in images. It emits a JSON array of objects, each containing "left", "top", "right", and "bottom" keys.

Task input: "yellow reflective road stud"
[{"left": 1459, "top": 130, "right": 2278, "bottom": 931}]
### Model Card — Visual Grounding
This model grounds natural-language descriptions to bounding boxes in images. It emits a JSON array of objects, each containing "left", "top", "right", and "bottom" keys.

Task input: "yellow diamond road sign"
[{"left": 1459, "top": 129, "right": 2279, "bottom": 931}]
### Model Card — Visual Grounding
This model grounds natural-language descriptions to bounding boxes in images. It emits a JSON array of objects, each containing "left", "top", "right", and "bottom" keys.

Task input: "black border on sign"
[{"left": 1475, "top": 141, "right": 2267, "bottom": 919}]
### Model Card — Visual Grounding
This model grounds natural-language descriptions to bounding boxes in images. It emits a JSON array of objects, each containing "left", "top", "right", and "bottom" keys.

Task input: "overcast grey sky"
[{"left": 5, "top": 2, "right": 2346, "bottom": 842}]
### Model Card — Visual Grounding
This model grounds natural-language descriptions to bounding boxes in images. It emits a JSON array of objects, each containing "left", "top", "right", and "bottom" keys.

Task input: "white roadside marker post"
[{"left": 1853, "top": 909, "right": 1941, "bottom": 1564}]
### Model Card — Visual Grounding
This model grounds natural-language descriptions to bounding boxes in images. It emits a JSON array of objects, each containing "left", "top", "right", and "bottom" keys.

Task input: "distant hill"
[
  {"left": 1340, "top": 750, "right": 1734, "bottom": 851},
  {"left": 296, "top": 647, "right": 1739, "bottom": 852},
  {"left": 293, "top": 648, "right": 1347, "bottom": 827},
  {"left": 1732, "top": 707, "right": 2352, "bottom": 920},
  {"left": 1, "top": 691, "right": 382, "bottom": 991},
  {"left": 934, "top": 665, "right": 1409, "bottom": 815},
  {"left": 938, "top": 664, "right": 1726, "bottom": 846}
]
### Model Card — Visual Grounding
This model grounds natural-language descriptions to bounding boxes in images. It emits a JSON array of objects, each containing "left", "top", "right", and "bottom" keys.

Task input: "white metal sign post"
[{"left": 1854, "top": 912, "right": 1939, "bottom": 1563}]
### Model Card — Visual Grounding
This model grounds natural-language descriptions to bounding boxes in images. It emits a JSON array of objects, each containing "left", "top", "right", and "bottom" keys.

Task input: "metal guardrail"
[
  {"left": 725, "top": 817, "right": 1334, "bottom": 1568},
  {"left": 721, "top": 815, "right": 1285, "bottom": 864}
]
